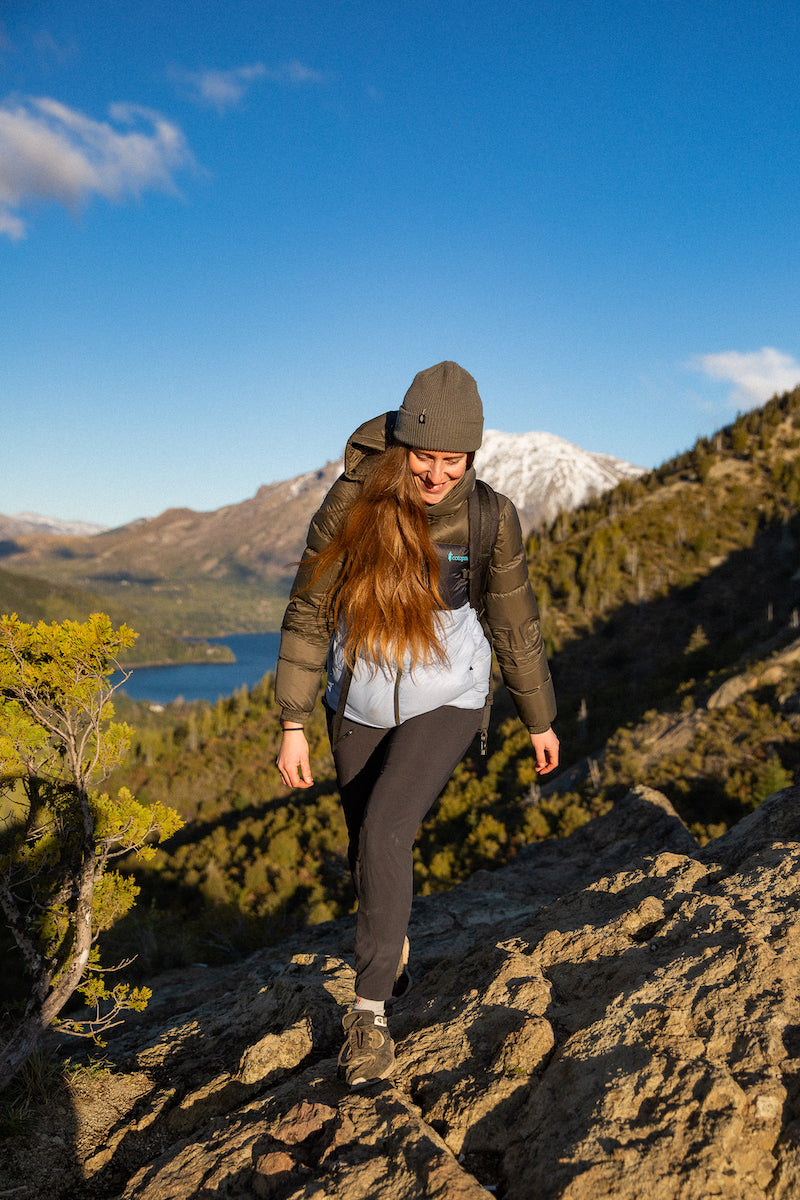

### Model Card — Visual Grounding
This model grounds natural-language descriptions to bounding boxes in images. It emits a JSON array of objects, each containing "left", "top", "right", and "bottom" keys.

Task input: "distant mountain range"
[
  {"left": 0, "top": 512, "right": 108, "bottom": 540},
  {"left": 2, "top": 429, "right": 642, "bottom": 549},
  {"left": 0, "top": 430, "right": 643, "bottom": 639}
]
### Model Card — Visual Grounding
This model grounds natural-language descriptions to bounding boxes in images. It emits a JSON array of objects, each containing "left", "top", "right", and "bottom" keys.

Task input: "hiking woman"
[{"left": 274, "top": 360, "right": 558, "bottom": 1086}]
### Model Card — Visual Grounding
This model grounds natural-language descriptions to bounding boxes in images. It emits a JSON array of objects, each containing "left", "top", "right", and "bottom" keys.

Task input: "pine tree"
[{"left": 0, "top": 613, "right": 183, "bottom": 1090}]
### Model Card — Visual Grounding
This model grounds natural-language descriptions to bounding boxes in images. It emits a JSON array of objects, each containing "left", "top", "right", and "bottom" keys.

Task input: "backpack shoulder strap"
[
  {"left": 468, "top": 478, "right": 500, "bottom": 613},
  {"left": 467, "top": 479, "right": 500, "bottom": 756}
]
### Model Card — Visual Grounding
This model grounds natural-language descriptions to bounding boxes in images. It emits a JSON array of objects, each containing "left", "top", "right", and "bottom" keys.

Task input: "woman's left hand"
[{"left": 530, "top": 728, "right": 559, "bottom": 776}]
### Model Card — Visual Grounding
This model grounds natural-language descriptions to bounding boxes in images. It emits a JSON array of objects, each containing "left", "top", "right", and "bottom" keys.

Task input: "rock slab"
[{"left": 2, "top": 784, "right": 800, "bottom": 1200}]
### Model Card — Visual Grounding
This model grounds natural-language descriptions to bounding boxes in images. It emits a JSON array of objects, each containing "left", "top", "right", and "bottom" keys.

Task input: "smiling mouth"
[{"left": 414, "top": 475, "right": 453, "bottom": 502}]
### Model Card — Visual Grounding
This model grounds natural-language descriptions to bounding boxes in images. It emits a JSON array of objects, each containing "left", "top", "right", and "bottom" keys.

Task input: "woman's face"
[{"left": 408, "top": 448, "right": 468, "bottom": 504}]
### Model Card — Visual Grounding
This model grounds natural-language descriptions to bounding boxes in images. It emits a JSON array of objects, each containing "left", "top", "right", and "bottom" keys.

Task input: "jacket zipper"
[{"left": 393, "top": 670, "right": 402, "bottom": 725}]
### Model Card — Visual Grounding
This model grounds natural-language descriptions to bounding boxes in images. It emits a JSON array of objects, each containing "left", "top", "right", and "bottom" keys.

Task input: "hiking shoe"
[
  {"left": 337, "top": 1010, "right": 396, "bottom": 1088},
  {"left": 392, "top": 935, "right": 412, "bottom": 999}
]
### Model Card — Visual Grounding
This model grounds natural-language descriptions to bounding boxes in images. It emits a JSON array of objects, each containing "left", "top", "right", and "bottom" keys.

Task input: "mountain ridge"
[
  {"left": 0, "top": 431, "right": 642, "bottom": 640},
  {"left": 1, "top": 429, "right": 642, "bottom": 544}
]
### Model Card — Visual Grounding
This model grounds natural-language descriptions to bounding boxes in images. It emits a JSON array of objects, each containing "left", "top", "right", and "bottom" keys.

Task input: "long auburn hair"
[{"left": 309, "top": 445, "right": 447, "bottom": 670}]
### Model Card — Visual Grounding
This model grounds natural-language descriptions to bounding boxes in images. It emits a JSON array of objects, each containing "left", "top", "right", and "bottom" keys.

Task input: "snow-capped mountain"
[
  {"left": 269, "top": 430, "right": 644, "bottom": 534},
  {"left": 474, "top": 430, "right": 644, "bottom": 530},
  {"left": 0, "top": 512, "right": 108, "bottom": 539}
]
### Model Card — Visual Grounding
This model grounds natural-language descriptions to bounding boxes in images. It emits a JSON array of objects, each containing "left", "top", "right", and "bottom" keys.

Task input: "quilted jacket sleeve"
[
  {"left": 274, "top": 476, "right": 358, "bottom": 725},
  {"left": 483, "top": 496, "right": 556, "bottom": 733}
]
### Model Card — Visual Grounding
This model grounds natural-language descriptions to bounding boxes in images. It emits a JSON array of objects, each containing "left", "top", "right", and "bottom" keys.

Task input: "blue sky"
[{"left": 3, "top": 0, "right": 800, "bottom": 527}]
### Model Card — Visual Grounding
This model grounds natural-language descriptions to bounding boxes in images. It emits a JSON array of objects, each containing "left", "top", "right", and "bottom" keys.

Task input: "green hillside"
[
  {"left": 0, "top": 565, "right": 234, "bottom": 666},
  {"left": 528, "top": 385, "right": 800, "bottom": 745},
  {"left": 0, "top": 564, "right": 107, "bottom": 624}
]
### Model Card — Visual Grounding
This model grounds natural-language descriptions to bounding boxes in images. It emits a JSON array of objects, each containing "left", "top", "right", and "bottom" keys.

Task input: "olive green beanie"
[{"left": 393, "top": 360, "right": 484, "bottom": 453}]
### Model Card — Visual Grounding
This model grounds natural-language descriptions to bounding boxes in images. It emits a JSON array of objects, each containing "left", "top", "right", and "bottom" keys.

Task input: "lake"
[{"left": 111, "top": 632, "right": 283, "bottom": 705}]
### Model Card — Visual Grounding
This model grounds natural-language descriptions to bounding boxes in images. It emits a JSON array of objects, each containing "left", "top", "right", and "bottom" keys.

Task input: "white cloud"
[
  {"left": 0, "top": 95, "right": 193, "bottom": 239},
  {"left": 176, "top": 60, "right": 325, "bottom": 112},
  {"left": 274, "top": 60, "right": 326, "bottom": 85},
  {"left": 0, "top": 207, "right": 25, "bottom": 240},
  {"left": 178, "top": 63, "right": 267, "bottom": 112},
  {"left": 689, "top": 347, "right": 800, "bottom": 408}
]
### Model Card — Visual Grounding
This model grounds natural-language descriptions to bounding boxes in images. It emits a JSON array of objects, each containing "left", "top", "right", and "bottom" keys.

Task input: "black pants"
[{"left": 328, "top": 704, "right": 483, "bottom": 1000}]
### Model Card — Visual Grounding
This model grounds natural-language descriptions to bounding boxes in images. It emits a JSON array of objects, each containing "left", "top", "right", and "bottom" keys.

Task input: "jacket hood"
[{"left": 343, "top": 412, "right": 397, "bottom": 478}]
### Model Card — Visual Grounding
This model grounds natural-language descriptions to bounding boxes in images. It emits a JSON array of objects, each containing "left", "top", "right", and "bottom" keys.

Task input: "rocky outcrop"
[
  {"left": 707, "top": 635, "right": 800, "bottom": 710},
  {"left": 2, "top": 784, "right": 800, "bottom": 1199}
]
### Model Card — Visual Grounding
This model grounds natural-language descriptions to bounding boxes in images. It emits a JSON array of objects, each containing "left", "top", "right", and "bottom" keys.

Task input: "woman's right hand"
[{"left": 277, "top": 729, "right": 315, "bottom": 789}]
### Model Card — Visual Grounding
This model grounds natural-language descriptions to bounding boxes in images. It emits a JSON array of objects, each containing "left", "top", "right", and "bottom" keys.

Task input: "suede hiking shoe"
[
  {"left": 337, "top": 1010, "right": 396, "bottom": 1088},
  {"left": 392, "top": 935, "right": 412, "bottom": 999}
]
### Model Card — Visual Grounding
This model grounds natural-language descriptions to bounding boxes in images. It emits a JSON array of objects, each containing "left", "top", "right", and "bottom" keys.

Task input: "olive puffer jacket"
[{"left": 274, "top": 414, "right": 556, "bottom": 734}]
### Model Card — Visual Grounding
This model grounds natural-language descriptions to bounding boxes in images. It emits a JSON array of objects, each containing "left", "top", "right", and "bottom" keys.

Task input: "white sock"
[{"left": 352, "top": 995, "right": 385, "bottom": 1017}]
